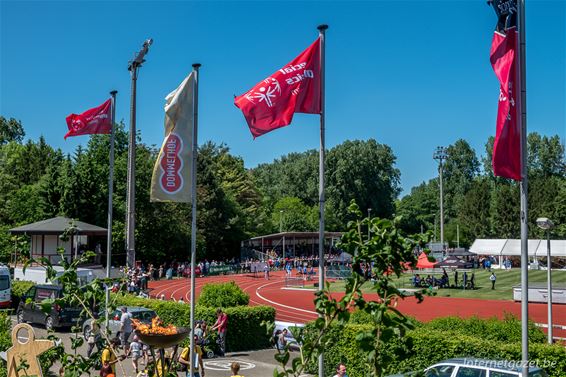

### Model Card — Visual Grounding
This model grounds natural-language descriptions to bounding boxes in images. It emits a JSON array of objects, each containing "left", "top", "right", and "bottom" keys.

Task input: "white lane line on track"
[{"left": 255, "top": 281, "right": 317, "bottom": 316}]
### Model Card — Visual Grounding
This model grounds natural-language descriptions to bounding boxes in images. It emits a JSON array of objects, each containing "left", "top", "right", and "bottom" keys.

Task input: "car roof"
[
  {"left": 35, "top": 285, "right": 62, "bottom": 289},
  {"left": 118, "top": 307, "right": 155, "bottom": 312},
  {"left": 434, "top": 358, "right": 543, "bottom": 373}
]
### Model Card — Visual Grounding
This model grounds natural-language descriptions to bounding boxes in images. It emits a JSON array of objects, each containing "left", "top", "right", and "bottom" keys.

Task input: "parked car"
[
  {"left": 388, "top": 358, "right": 548, "bottom": 377},
  {"left": 16, "top": 285, "right": 82, "bottom": 331},
  {"left": 82, "top": 307, "right": 157, "bottom": 340}
]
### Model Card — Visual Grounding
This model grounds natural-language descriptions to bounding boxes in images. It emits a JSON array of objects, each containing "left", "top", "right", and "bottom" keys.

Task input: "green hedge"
[
  {"left": 0, "top": 312, "right": 11, "bottom": 377},
  {"left": 303, "top": 319, "right": 565, "bottom": 377},
  {"left": 197, "top": 281, "right": 250, "bottom": 308},
  {"left": 11, "top": 280, "right": 35, "bottom": 309},
  {"left": 114, "top": 294, "right": 274, "bottom": 352}
]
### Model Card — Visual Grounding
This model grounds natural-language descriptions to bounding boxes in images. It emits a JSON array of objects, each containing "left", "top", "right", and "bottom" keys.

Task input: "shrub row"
[
  {"left": 303, "top": 321, "right": 565, "bottom": 377},
  {"left": 114, "top": 294, "right": 275, "bottom": 352},
  {"left": 10, "top": 280, "right": 35, "bottom": 309}
]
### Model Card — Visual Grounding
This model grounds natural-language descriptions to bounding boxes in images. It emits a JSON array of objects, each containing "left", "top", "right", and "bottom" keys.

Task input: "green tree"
[
  {"left": 272, "top": 197, "right": 316, "bottom": 232},
  {"left": 0, "top": 116, "right": 25, "bottom": 145}
]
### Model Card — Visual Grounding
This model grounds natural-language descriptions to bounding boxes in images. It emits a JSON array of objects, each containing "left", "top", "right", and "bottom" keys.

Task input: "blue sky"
[{"left": 1, "top": 1, "right": 564, "bottom": 196}]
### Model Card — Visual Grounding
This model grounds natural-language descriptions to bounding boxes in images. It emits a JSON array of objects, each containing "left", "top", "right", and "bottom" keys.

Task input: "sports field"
[
  {"left": 148, "top": 269, "right": 566, "bottom": 340},
  {"left": 304, "top": 269, "right": 566, "bottom": 300}
]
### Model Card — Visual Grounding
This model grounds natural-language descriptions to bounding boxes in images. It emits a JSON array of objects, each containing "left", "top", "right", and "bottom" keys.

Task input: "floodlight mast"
[
  {"left": 125, "top": 38, "right": 152, "bottom": 269},
  {"left": 433, "top": 146, "right": 447, "bottom": 250}
]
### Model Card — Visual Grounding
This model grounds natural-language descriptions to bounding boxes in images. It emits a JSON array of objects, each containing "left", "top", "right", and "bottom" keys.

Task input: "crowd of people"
[{"left": 91, "top": 307, "right": 230, "bottom": 377}]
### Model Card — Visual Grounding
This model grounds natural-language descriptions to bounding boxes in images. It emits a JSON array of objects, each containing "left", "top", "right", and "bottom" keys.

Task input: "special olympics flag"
[
  {"left": 489, "top": 0, "right": 521, "bottom": 180},
  {"left": 234, "top": 38, "right": 321, "bottom": 138},
  {"left": 150, "top": 72, "right": 195, "bottom": 202},
  {"left": 64, "top": 99, "right": 112, "bottom": 139}
]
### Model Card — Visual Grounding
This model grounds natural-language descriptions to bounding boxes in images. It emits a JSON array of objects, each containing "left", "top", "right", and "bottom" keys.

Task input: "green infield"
[{"left": 306, "top": 269, "right": 566, "bottom": 300}]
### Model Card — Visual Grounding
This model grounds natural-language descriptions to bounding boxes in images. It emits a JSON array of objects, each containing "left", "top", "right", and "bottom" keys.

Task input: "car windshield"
[
  {"left": 133, "top": 310, "right": 156, "bottom": 322},
  {"left": 529, "top": 371, "right": 547, "bottom": 377},
  {"left": 0, "top": 276, "right": 9, "bottom": 290}
]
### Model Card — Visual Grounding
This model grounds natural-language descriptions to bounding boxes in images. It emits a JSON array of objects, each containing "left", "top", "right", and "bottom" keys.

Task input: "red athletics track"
[{"left": 148, "top": 270, "right": 566, "bottom": 338}]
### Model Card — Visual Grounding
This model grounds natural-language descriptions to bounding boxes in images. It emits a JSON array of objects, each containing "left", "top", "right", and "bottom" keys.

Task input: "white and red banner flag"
[
  {"left": 489, "top": 0, "right": 521, "bottom": 181},
  {"left": 234, "top": 38, "right": 321, "bottom": 138},
  {"left": 150, "top": 72, "right": 195, "bottom": 202},
  {"left": 65, "top": 99, "right": 112, "bottom": 139}
]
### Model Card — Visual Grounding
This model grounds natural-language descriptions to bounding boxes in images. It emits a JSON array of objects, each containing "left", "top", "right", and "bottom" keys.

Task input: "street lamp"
[
  {"left": 125, "top": 38, "right": 153, "bottom": 269},
  {"left": 279, "top": 210, "right": 284, "bottom": 233},
  {"left": 536, "top": 217, "right": 555, "bottom": 344},
  {"left": 433, "top": 146, "right": 447, "bottom": 250}
]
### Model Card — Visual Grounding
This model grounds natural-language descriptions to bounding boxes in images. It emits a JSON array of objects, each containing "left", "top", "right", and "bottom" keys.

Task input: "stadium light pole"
[
  {"left": 279, "top": 210, "right": 284, "bottom": 233},
  {"left": 536, "top": 217, "right": 554, "bottom": 344},
  {"left": 433, "top": 146, "right": 447, "bottom": 250},
  {"left": 125, "top": 38, "right": 152, "bottom": 269}
]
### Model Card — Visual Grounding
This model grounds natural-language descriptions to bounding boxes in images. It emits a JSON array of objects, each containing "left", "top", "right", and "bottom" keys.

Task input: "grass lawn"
[{"left": 305, "top": 269, "right": 566, "bottom": 300}]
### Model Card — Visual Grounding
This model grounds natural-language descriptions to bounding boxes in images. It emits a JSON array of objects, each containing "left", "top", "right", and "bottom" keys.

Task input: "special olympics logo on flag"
[
  {"left": 159, "top": 133, "right": 184, "bottom": 194},
  {"left": 244, "top": 77, "right": 281, "bottom": 107}
]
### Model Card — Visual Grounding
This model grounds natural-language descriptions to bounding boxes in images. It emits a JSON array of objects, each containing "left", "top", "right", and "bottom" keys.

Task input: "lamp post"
[
  {"left": 536, "top": 217, "right": 555, "bottom": 344},
  {"left": 279, "top": 210, "right": 284, "bottom": 233},
  {"left": 433, "top": 146, "right": 447, "bottom": 250},
  {"left": 367, "top": 208, "right": 372, "bottom": 239},
  {"left": 125, "top": 38, "right": 152, "bottom": 269}
]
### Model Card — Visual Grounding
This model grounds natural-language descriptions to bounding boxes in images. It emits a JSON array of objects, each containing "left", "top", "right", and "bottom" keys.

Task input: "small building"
[{"left": 9, "top": 217, "right": 107, "bottom": 265}]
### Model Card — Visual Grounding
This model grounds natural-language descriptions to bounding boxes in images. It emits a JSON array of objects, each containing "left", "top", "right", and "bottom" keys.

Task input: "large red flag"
[
  {"left": 234, "top": 38, "right": 321, "bottom": 138},
  {"left": 65, "top": 99, "right": 112, "bottom": 139},
  {"left": 489, "top": 0, "right": 521, "bottom": 180}
]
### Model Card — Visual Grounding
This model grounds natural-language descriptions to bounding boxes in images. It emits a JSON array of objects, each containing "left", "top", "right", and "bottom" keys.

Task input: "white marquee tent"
[{"left": 470, "top": 239, "right": 566, "bottom": 257}]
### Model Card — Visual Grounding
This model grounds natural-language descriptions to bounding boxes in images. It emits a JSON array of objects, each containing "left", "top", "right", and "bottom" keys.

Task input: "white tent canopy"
[{"left": 470, "top": 239, "right": 566, "bottom": 257}]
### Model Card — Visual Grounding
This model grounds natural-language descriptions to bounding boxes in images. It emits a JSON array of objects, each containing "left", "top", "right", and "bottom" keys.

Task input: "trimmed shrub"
[
  {"left": 114, "top": 294, "right": 274, "bottom": 352},
  {"left": 11, "top": 280, "right": 35, "bottom": 309},
  {"left": 302, "top": 322, "right": 565, "bottom": 377},
  {"left": 423, "top": 314, "right": 546, "bottom": 343},
  {"left": 197, "top": 281, "right": 250, "bottom": 308}
]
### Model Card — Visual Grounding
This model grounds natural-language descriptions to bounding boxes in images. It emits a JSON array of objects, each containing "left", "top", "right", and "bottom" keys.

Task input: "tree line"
[{"left": 0, "top": 115, "right": 564, "bottom": 263}]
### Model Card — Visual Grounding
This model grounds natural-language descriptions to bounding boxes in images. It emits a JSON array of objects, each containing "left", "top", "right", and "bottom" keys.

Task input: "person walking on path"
[
  {"left": 119, "top": 307, "right": 133, "bottom": 353},
  {"left": 179, "top": 335, "right": 205, "bottom": 377},
  {"left": 100, "top": 338, "right": 125, "bottom": 377},
  {"left": 332, "top": 363, "right": 348, "bottom": 377},
  {"left": 211, "top": 308, "right": 228, "bottom": 356},
  {"left": 490, "top": 272, "right": 497, "bottom": 290},
  {"left": 230, "top": 362, "right": 244, "bottom": 377}
]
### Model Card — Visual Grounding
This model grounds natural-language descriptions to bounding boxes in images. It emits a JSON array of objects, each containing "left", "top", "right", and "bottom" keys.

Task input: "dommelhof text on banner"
[{"left": 150, "top": 72, "right": 195, "bottom": 202}]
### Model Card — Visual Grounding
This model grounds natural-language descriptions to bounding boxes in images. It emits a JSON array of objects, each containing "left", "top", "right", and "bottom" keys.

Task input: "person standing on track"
[{"left": 211, "top": 308, "right": 228, "bottom": 356}]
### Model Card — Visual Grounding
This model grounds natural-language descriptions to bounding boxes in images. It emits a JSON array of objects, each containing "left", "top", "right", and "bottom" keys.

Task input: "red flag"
[
  {"left": 234, "top": 38, "right": 321, "bottom": 138},
  {"left": 489, "top": 1, "right": 521, "bottom": 180},
  {"left": 65, "top": 99, "right": 112, "bottom": 139}
]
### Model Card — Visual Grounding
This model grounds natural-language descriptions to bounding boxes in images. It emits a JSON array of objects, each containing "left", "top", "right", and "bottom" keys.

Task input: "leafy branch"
[{"left": 272, "top": 201, "right": 431, "bottom": 377}]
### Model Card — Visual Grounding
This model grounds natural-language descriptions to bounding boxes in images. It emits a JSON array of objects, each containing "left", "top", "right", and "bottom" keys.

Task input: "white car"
[{"left": 389, "top": 358, "right": 548, "bottom": 377}]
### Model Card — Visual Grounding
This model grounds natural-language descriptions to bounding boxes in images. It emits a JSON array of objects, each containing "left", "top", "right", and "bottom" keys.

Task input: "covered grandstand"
[{"left": 241, "top": 231, "right": 343, "bottom": 260}]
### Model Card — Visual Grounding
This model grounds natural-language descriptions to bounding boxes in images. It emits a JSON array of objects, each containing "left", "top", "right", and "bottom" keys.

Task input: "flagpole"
[
  {"left": 105, "top": 90, "right": 117, "bottom": 330},
  {"left": 517, "top": 0, "right": 529, "bottom": 375},
  {"left": 317, "top": 23, "right": 328, "bottom": 377},
  {"left": 189, "top": 63, "right": 201, "bottom": 377}
]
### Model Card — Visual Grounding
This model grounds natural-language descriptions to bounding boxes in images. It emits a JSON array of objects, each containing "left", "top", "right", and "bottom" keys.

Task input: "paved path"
[{"left": 10, "top": 316, "right": 296, "bottom": 377}]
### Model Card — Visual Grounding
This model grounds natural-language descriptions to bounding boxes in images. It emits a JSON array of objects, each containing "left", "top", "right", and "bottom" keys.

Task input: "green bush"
[
  {"left": 197, "top": 281, "right": 250, "bottom": 308},
  {"left": 423, "top": 314, "right": 546, "bottom": 343},
  {"left": 303, "top": 320, "right": 565, "bottom": 377},
  {"left": 0, "top": 312, "right": 11, "bottom": 377},
  {"left": 11, "top": 280, "right": 35, "bottom": 309},
  {"left": 114, "top": 293, "right": 274, "bottom": 352}
]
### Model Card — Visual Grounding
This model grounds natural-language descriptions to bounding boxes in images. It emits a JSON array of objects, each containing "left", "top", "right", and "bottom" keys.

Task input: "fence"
[{"left": 285, "top": 277, "right": 305, "bottom": 288}]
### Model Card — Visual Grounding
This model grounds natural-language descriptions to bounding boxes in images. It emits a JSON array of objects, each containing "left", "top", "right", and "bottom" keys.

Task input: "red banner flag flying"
[
  {"left": 489, "top": 0, "right": 521, "bottom": 181},
  {"left": 64, "top": 99, "right": 112, "bottom": 139},
  {"left": 234, "top": 38, "right": 321, "bottom": 138}
]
